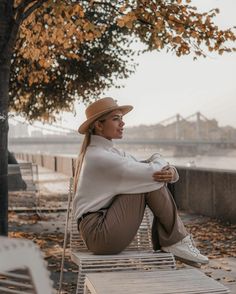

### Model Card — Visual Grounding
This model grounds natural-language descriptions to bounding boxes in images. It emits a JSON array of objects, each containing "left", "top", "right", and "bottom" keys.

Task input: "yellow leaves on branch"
[
  {"left": 72, "top": 4, "right": 85, "bottom": 18},
  {"left": 177, "top": 0, "right": 191, "bottom": 3},
  {"left": 155, "top": 19, "right": 164, "bottom": 33},
  {"left": 153, "top": 36, "right": 162, "bottom": 49},
  {"left": 117, "top": 12, "right": 137, "bottom": 29},
  {"left": 17, "top": 1, "right": 105, "bottom": 71},
  {"left": 191, "top": 31, "right": 198, "bottom": 38},
  {"left": 28, "top": 69, "right": 50, "bottom": 86},
  {"left": 39, "top": 58, "right": 53, "bottom": 69},
  {"left": 172, "top": 36, "right": 182, "bottom": 44},
  {"left": 15, "top": 0, "right": 236, "bottom": 67},
  {"left": 43, "top": 14, "right": 53, "bottom": 25},
  {"left": 31, "top": 48, "right": 41, "bottom": 61}
]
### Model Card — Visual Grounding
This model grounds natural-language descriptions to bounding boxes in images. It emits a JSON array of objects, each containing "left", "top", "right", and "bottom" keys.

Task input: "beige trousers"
[{"left": 78, "top": 186, "right": 188, "bottom": 254}]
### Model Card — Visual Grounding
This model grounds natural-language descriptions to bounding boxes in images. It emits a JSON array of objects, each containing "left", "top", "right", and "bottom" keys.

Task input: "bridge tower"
[
  {"left": 196, "top": 111, "right": 201, "bottom": 140},
  {"left": 175, "top": 114, "right": 181, "bottom": 140},
  {"left": 183, "top": 112, "right": 210, "bottom": 141}
]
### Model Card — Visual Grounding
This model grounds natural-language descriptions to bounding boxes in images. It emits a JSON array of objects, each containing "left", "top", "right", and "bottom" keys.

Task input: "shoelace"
[{"left": 184, "top": 235, "right": 200, "bottom": 255}]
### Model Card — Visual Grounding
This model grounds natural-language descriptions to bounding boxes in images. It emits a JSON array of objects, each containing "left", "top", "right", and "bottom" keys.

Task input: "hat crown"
[{"left": 86, "top": 97, "right": 118, "bottom": 119}]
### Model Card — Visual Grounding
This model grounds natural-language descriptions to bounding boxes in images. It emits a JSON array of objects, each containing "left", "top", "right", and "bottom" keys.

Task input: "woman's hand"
[{"left": 152, "top": 166, "right": 175, "bottom": 183}]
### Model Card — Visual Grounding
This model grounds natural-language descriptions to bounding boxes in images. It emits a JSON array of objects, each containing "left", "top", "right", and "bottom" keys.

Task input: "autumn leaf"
[{"left": 173, "top": 36, "right": 182, "bottom": 44}]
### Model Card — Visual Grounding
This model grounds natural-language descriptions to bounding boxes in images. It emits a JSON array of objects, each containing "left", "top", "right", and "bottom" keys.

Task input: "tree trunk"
[
  {"left": 0, "top": 63, "right": 10, "bottom": 236},
  {"left": 0, "top": 0, "right": 14, "bottom": 235}
]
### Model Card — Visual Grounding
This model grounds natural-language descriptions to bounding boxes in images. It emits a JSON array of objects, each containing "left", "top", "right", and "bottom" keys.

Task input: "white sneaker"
[{"left": 161, "top": 235, "right": 209, "bottom": 265}]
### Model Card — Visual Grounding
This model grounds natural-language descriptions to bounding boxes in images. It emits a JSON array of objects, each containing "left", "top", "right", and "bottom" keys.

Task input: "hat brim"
[{"left": 78, "top": 105, "right": 133, "bottom": 134}]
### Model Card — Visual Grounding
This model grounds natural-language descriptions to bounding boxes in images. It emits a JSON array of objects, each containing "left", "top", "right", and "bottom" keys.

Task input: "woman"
[{"left": 73, "top": 97, "right": 208, "bottom": 265}]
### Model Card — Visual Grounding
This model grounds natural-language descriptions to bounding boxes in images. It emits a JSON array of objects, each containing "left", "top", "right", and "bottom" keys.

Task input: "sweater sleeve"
[
  {"left": 87, "top": 148, "right": 168, "bottom": 195},
  {"left": 142, "top": 152, "right": 179, "bottom": 183}
]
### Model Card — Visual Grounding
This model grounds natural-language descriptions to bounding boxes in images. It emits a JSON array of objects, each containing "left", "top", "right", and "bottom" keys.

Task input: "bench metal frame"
[{"left": 0, "top": 237, "right": 55, "bottom": 294}]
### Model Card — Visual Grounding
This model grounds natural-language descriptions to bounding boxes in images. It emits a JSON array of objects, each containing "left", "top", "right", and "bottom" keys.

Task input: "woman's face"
[{"left": 94, "top": 110, "right": 125, "bottom": 140}]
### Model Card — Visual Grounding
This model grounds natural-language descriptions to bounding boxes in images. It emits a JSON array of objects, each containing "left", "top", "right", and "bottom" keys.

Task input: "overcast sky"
[{"left": 68, "top": 0, "right": 235, "bottom": 131}]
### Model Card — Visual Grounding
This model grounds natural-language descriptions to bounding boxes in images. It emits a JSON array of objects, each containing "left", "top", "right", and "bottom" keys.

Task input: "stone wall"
[
  {"left": 174, "top": 167, "right": 236, "bottom": 223},
  {"left": 15, "top": 152, "right": 236, "bottom": 223}
]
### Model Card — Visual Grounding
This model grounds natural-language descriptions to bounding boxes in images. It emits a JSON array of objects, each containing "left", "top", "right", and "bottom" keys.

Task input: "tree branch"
[
  {"left": 91, "top": 1, "right": 155, "bottom": 28},
  {"left": 14, "top": 0, "right": 47, "bottom": 24},
  {"left": 22, "top": 0, "right": 47, "bottom": 21},
  {"left": 91, "top": 1, "right": 126, "bottom": 17},
  {"left": 14, "top": 1, "right": 34, "bottom": 26},
  {"left": 1, "top": 0, "right": 45, "bottom": 60},
  {"left": 15, "top": 0, "right": 37, "bottom": 14}
]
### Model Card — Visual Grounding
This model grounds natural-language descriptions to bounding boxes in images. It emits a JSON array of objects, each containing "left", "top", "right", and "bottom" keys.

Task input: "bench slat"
[{"left": 84, "top": 269, "right": 230, "bottom": 294}]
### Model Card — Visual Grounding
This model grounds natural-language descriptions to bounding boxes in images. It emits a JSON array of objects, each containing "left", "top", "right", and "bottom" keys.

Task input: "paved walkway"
[{"left": 10, "top": 165, "right": 236, "bottom": 293}]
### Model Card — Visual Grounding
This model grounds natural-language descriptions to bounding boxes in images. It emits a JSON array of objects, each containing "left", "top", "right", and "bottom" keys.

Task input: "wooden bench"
[{"left": 84, "top": 269, "right": 230, "bottom": 294}]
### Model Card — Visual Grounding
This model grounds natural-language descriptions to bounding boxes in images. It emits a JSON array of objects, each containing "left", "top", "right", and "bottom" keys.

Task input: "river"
[
  {"left": 10, "top": 142, "right": 236, "bottom": 171},
  {"left": 114, "top": 143, "right": 236, "bottom": 171}
]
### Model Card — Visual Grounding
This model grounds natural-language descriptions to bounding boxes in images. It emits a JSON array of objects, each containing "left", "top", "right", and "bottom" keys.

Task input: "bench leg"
[{"left": 76, "top": 268, "right": 86, "bottom": 294}]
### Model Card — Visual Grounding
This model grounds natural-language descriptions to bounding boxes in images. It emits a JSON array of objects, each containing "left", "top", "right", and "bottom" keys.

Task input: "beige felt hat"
[{"left": 78, "top": 97, "right": 133, "bottom": 134}]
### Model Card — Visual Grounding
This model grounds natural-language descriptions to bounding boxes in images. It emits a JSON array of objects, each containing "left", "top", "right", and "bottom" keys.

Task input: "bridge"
[
  {"left": 153, "top": 112, "right": 223, "bottom": 141},
  {"left": 8, "top": 112, "right": 236, "bottom": 156},
  {"left": 8, "top": 136, "right": 236, "bottom": 157},
  {"left": 8, "top": 136, "right": 236, "bottom": 147}
]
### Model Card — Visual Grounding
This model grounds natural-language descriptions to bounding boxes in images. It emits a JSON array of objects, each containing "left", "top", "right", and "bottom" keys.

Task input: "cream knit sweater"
[{"left": 73, "top": 135, "right": 179, "bottom": 220}]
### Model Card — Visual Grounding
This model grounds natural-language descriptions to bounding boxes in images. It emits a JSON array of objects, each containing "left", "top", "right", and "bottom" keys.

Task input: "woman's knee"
[{"left": 146, "top": 186, "right": 177, "bottom": 216}]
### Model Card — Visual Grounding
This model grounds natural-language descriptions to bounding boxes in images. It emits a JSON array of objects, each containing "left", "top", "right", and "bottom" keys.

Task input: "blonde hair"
[{"left": 73, "top": 132, "right": 91, "bottom": 193}]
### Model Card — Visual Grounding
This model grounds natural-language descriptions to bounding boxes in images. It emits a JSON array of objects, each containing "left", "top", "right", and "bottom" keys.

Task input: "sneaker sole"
[{"left": 175, "top": 256, "right": 208, "bottom": 268}]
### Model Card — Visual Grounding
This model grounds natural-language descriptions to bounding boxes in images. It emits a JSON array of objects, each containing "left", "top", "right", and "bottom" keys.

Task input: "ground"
[{"left": 7, "top": 166, "right": 236, "bottom": 293}]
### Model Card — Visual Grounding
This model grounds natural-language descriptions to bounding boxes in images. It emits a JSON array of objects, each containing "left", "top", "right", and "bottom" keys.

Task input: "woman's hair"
[
  {"left": 73, "top": 131, "right": 91, "bottom": 193},
  {"left": 73, "top": 110, "right": 114, "bottom": 193}
]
